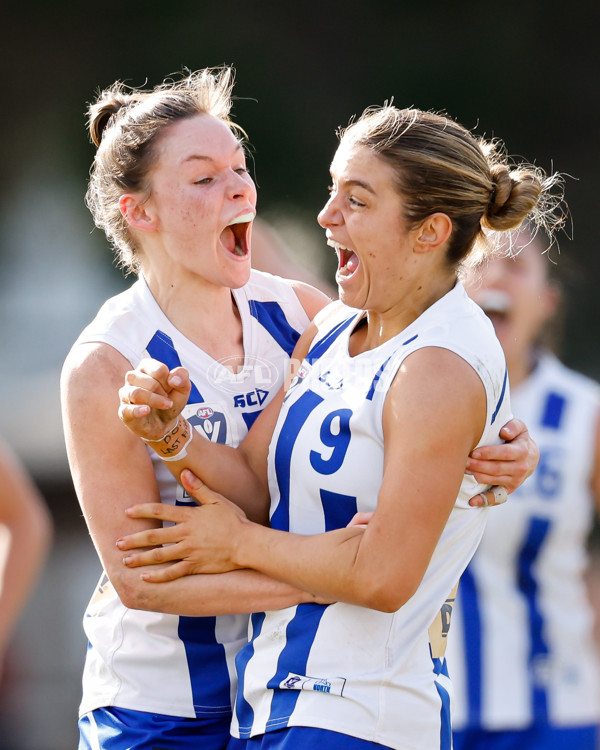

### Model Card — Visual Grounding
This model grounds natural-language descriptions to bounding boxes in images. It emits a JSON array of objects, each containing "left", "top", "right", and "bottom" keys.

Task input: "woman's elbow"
[
  {"left": 356, "top": 577, "right": 419, "bottom": 613},
  {"left": 109, "top": 569, "right": 151, "bottom": 611}
]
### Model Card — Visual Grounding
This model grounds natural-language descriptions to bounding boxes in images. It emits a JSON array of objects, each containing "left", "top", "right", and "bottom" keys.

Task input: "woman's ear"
[
  {"left": 119, "top": 194, "right": 157, "bottom": 232},
  {"left": 414, "top": 213, "right": 453, "bottom": 254}
]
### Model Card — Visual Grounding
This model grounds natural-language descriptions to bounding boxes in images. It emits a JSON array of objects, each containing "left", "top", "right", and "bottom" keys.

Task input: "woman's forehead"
[{"left": 157, "top": 114, "right": 240, "bottom": 164}]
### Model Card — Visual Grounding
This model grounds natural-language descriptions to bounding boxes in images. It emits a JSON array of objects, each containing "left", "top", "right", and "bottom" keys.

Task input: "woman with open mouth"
[
  {"left": 61, "top": 68, "right": 331, "bottom": 750},
  {"left": 114, "top": 102, "right": 562, "bottom": 750}
]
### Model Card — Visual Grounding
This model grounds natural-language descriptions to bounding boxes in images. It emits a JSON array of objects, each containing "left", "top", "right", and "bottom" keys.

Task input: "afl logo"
[
  {"left": 196, "top": 406, "right": 214, "bottom": 419},
  {"left": 206, "top": 354, "right": 279, "bottom": 393}
]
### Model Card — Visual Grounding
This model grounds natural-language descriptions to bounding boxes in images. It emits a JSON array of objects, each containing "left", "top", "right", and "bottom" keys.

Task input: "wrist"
[
  {"left": 143, "top": 415, "right": 194, "bottom": 461},
  {"left": 234, "top": 518, "right": 263, "bottom": 570}
]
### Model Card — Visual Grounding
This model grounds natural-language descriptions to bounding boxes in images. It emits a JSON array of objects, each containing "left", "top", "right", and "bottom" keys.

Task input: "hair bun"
[
  {"left": 88, "top": 91, "right": 138, "bottom": 147},
  {"left": 484, "top": 163, "right": 542, "bottom": 232}
]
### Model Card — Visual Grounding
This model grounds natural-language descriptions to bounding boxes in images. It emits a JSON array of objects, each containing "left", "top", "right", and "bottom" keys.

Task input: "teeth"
[
  {"left": 477, "top": 289, "right": 511, "bottom": 314},
  {"left": 229, "top": 212, "right": 255, "bottom": 226},
  {"left": 327, "top": 239, "right": 348, "bottom": 251}
]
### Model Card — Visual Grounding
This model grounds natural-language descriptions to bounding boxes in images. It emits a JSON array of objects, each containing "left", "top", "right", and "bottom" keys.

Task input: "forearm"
[
  {"left": 0, "top": 510, "right": 52, "bottom": 652},
  {"left": 234, "top": 521, "right": 380, "bottom": 608},
  {"left": 126, "top": 567, "right": 318, "bottom": 616},
  {"left": 160, "top": 431, "right": 270, "bottom": 524}
]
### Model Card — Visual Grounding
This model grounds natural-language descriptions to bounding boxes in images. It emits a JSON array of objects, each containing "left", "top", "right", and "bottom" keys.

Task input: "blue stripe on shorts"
[
  {"left": 78, "top": 706, "right": 234, "bottom": 750},
  {"left": 238, "top": 726, "right": 392, "bottom": 749},
  {"left": 453, "top": 724, "right": 599, "bottom": 750}
]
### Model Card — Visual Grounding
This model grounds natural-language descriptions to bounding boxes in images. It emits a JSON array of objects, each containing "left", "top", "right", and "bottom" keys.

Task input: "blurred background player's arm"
[
  {"left": 0, "top": 436, "right": 52, "bottom": 673},
  {"left": 250, "top": 217, "right": 337, "bottom": 298},
  {"left": 593, "top": 411, "right": 600, "bottom": 512}
]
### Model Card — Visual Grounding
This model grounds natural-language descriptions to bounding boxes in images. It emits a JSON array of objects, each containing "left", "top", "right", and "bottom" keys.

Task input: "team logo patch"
[{"left": 279, "top": 672, "right": 346, "bottom": 696}]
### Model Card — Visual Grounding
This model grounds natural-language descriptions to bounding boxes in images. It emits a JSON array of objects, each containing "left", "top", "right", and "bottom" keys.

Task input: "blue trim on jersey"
[
  {"left": 541, "top": 392, "right": 566, "bottom": 429},
  {"left": 270, "top": 390, "right": 324, "bottom": 531},
  {"left": 177, "top": 616, "right": 234, "bottom": 718},
  {"left": 242, "top": 410, "right": 262, "bottom": 431},
  {"left": 146, "top": 330, "right": 204, "bottom": 403},
  {"left": 518, "top": 517, "right": 551, "bottom": 722},
  {"left": 264, "top": 603, "right": 329, "bottom": 733},
  {"left": 305, "top": 316, "right": 356, "bottom": 364},
  {"left": 490, "top": 368, "right": 508, "bottom": 425},
  {"left": 366, "top": 356, "right": 392, "bottom": 401},
  {"left": 320, "top": 489, "right": 358, "bottom": 530},
  {"left": 432, "top": 657, "right": 452, "bottom": 750},
  {"left": 456, "top": 566, "right": 483, "bottom": 727},
  {"left": 235, "top": 611, "right": 266, "bottom": 738},
  {"left": 403, "top": 334, "right": 419, "bottom": 345},
  {"left": 248, "top": 300, "right": 301, "bottom": 357}
]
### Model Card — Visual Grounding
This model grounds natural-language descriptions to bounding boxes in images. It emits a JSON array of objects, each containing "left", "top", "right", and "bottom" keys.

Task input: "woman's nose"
[
  {"left": 317, "top": 195, "right": 340, "bottom": 228},
  {"left": 229, "top": 170, "right": 256, "bottom": 200}
]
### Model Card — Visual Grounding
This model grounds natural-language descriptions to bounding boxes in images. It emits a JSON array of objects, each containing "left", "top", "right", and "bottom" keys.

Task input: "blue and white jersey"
[
  {"left": 75, "top": 270, "right": 310, "bottom": 719},
  {"left": 448, "top": 352, "right": 600, "bottom": 731},
  {"left": 231, "top": 282, "right": 511, "bottom": 750}
]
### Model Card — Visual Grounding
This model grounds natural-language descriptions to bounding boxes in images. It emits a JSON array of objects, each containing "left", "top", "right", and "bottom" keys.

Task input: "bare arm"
[
  {"left": 119, "top": 347, "right": 487, "bottom": 611},
  {"left": 118, "top": 320, "right": 322, "bottom": 519},
  {"left": 0, "top": 439, "right": 52, "bottom": 666},
  {"left": 62, "top": 342, "right": 314, "bottom": 615},
  {"left": 591, "top": 410, "right": 600, "bottom": 515}
]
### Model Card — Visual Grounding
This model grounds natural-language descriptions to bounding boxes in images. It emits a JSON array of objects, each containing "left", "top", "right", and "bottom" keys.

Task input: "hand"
[
  {"left": 117, "top": 470, "right": 248, "bottom": 582},
  {"left": 118, "top": 358, "right": 192, "bottom": 441},
  {"left": 347, "top": 511, "right": 373, "bottom": 529},
  {"left": 466, "top": 417, "right": 539, "bottom": 504}
]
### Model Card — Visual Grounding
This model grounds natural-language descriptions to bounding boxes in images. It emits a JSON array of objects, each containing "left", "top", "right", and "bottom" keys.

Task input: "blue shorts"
[
  {"left": 233, "top": 727, "right": 391, "bottom": 749},
  {"left": 78, "top": 706, "right": 244, "bottom": 750},
  {"left": 452, "top": 724, "right": 599, "bottom": 750}
]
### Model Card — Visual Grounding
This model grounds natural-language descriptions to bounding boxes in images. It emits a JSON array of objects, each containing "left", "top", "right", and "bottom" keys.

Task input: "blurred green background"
[{"left": 1, "top": 1, "right": 598, "bottom": 747}]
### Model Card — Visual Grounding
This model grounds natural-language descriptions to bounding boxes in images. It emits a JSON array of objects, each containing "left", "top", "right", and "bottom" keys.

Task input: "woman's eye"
[
  {"left": 349, "top": 196, "right": 365, "bottom": 207},
  {"left": 195, "top": 177, "right": 213, "bottom": 185},
  {"left": 235, "top": 167, "right": 249, "bottom": 176}
]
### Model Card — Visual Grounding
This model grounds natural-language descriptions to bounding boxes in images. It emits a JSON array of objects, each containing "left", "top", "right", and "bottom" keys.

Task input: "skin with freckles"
[
  {"left": 62, "top": 68, "right": 338, "bottom": 750},
  {"left": 116, "top": 145, "right": 535, "bottom": 591},
  {"left": 110, "top": 100, "right": 561, "bottom": 749}
]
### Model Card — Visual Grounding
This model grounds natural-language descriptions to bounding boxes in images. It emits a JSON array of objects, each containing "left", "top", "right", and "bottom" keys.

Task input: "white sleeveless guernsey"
[
  {"left": 231, "top": 282, "right": 511, "bottom": 750},
  {"left": 75, "top": 270, "right": 310, "bottom": 719},
  {"left": 448, "top": 352, "right": 600, "bottom": 731}
]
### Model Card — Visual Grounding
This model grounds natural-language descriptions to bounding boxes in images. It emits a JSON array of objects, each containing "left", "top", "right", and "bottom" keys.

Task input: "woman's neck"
[{"left": 142, "top": 270, "right": 245, "bottom": 368}]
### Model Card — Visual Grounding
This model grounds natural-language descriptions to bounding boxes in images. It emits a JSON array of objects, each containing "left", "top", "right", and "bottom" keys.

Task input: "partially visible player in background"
[
  {"left": 0, "top": 435, "right": 52, "bottom": 678},
  {"left": 448, "top": 225, "right": 600, "bottom": 750},
  {"left": 251, "top": 217, "right": 337, "bottom": 297}
]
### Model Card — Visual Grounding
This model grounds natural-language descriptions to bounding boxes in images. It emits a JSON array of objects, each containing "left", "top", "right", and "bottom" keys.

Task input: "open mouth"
[
  {"left": 220, "top": 212, "right": 255, "bottom": 257},
  {"left": 476, "top": 289, "right": 511, "bottom": 324},
  {"left": 327, "top": 239, "right": 359, "bottom": 278}
]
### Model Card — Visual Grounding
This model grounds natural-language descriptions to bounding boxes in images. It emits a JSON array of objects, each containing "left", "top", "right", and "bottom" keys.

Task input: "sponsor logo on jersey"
[
  {"left": 233, "top": 389, "right": 269, "bottom": 408},
  {"left": 279, "top": 672, "right": 346, "bottom": 697}
]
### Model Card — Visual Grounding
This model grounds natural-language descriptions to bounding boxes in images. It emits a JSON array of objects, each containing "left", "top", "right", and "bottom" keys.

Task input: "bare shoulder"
[
  {"left": 61, "top": 341, "right": 131, "bottom": 397},
  {"left": 384, "top": 346, "right": 487, "bottom": 452},
  {"left": 60, "top": 342, "right": 136, "bottom": 439}
]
